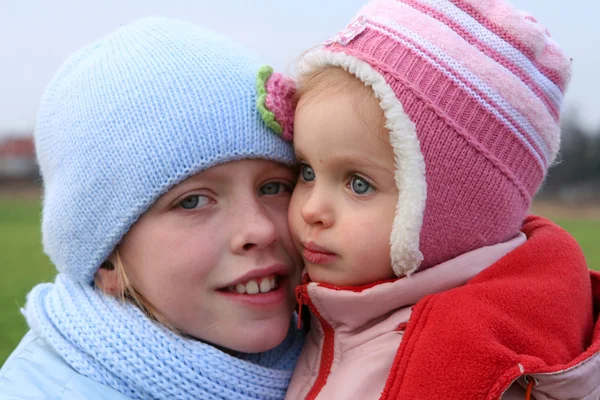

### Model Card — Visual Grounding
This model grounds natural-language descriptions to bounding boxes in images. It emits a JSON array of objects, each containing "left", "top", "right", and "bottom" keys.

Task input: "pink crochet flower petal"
[{"left": 265, "top": 72, "right": 296, "bottom": 141}]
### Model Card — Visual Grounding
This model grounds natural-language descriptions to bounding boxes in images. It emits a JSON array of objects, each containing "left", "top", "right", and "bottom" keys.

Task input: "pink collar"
[{"left": 298, "top": 233, "right": 526, "bottom": 332}]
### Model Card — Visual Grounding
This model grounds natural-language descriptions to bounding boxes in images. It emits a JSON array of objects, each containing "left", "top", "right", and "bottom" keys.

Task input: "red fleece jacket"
[{"left": 381, "top": 215, "right": 599, "bottom": 399}]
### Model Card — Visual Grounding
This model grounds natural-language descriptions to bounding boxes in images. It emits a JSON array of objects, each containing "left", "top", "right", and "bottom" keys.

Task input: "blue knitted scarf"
[{"left": 24, "top": 274, "right": 304, "bottom": 400}]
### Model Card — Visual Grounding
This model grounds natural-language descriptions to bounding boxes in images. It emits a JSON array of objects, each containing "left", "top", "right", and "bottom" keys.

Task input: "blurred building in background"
[{"left": 0, "top": 135, "right": 38, "bottom": 184}]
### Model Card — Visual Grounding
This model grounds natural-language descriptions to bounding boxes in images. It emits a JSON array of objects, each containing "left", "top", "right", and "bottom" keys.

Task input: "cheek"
[
  {"left": 348, "top": 211, "right": 394, "bottom": 262},
  {"left": 349, "top": 220, "right": 393, "bottom": 281},
  {"left": 268, "top": 201, "right": 301, "bottom": 256},
  {"left": 121, "top": 220, "right": 224, "bottom": 293},
  {"left": 288, "top": 188, "right": 306, "bottom": 235}
]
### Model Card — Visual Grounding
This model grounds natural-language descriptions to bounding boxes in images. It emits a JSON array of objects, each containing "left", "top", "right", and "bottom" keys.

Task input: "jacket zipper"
[{"left": 296, "top": 285, "right": 335, "bottom": 400}]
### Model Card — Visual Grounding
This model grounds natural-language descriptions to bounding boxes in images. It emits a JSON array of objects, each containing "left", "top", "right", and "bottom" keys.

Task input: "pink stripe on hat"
[
  {"left": 448, "top": 0, "right": 570, "bottom": 90},
  {"left": 363, "top": 16, "right": 552, "bottom": 168},
  {"left": 394, "top": 0, "right": 561, "bottom": 121}
]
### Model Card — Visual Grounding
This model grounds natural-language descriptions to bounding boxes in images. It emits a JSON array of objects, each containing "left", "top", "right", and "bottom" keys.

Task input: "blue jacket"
[{"left": 0, "top": 331, "right": 132, "bottom": 399}]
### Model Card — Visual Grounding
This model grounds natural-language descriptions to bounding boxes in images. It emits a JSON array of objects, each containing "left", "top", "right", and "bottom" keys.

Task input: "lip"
[
  {"left": 222, "top": 263, "right": 289, "bottom": 288},
  {"left": 302, "top": 242, "right": 338, "bottom": 264},
  {"left": 303, "top": 241, "right": 335, "bottom": 254}
]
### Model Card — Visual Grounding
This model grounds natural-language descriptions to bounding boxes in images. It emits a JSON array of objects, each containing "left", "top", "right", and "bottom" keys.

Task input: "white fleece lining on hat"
[{"left": 298, "top": 49, "right": 426, "bottom": 276}]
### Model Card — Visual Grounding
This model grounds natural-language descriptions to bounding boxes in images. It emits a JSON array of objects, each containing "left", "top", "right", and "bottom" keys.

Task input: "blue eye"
[
  {"left": 300, "top": 164, "right": 315, "bottom": 182},
  {"left": 259, "top": 182, "right": 289, "bottom": 195},
  {"left": 179, "top": 195, "right": 210, "bottom": 210},
  {"left": 351, "top": 176, "right": 373, "bottom": 195}
]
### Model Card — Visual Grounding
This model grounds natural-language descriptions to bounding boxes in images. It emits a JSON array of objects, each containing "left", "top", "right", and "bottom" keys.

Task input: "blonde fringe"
[{"left": 295, "top": 65, "right": 387, "bottom": 140}]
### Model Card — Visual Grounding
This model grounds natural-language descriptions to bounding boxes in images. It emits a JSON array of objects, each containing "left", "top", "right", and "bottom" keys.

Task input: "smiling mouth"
[{"left": 222, "top": 275, "right": 280, "bottom": 295}]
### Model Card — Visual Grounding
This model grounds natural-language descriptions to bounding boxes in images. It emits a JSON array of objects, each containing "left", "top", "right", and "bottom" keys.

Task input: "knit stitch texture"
[{"left": 25, "top": 274, "right": 304, "bottom": 400}]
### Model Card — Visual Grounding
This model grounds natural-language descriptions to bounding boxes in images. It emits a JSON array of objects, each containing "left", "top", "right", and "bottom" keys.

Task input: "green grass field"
[
  {"left": 1, "top": 198, "right": 55, "bottom": 366},
  {"left": 1, "top": 197, "right": 599, "bottom": 366},
  {"left": 553, "top": 219, "right": 600, "bottom": 270}
]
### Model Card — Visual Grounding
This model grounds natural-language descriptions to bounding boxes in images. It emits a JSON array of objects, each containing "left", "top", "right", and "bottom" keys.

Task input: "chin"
[
  {"left": 229, "top": 316, "right": 291, "bottom": 353},
  {"left": 306, "top": 267, "right": 336, "bottom": 285},
  {"left": 307, "top": 269, "right": 356, "bottom": 287}
]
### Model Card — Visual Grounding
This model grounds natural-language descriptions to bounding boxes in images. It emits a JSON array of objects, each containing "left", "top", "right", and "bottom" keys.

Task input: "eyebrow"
[
  {"left": 296, "top": 147, "right": 395, "bottom": 174},
  {"left": 331, "top": 154, "right": 395, "bottom": 174}
]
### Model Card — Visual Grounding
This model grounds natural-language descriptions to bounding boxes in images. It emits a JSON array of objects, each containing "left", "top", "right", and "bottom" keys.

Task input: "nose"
[
  {"left": 230, "top": 196, "right": 278, "bottom": 254},
  {"left": 300, "top": 183, "right": 334, "bottom": 229}
]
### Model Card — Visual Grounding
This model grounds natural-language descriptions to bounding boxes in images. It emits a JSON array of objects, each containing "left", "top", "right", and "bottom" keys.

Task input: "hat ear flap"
[{"left": 256, "top": 66, "right": 296, "bottom": 141}]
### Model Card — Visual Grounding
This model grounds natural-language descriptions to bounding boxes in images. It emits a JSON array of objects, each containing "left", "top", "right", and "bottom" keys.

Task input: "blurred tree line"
[{"left": 540, "top": 111, "right": 600, "bottom": 202}]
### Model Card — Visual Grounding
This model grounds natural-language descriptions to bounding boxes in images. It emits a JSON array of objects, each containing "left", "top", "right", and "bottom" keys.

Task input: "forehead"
[
  {"left": 294, "top": 89, "right": 393, "bottom": 170},
  {"left": 297, "top": 67, "right": 387, "bottom": 135},
  {"left": 185, "top": 159, "right": 294, "bottom": 183},
  {"left": 150, "top": 159, "right": 293, "bottom": 201}
]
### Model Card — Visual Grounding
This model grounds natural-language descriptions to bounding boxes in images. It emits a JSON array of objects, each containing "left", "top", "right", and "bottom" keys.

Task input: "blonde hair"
[
  {"left": 295, "top": 65, "right": 365, "bottom": 101},
  {"left": 95, "top": 252, "right": 181, "bottom": 334},
  {"left": 295, "top": 64, "right": 387, "bottom": 138}
]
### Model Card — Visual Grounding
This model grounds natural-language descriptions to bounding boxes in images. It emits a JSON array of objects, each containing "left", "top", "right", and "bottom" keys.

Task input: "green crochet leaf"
[{"left": 256, "top": 65, "right": 283, "bottom": 135}]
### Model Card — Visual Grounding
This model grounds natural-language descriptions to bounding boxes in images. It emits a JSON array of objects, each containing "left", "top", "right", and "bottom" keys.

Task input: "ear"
[
  {"left": 94, "top": 263, "right": 121, "bottom": 295},
  {"left": 256, "top": 65, "right": 297, "bottom": 141}
]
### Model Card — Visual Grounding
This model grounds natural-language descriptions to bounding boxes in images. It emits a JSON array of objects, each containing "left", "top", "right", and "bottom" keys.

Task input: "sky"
[{"left": 1, "top": 0, "right": 598, "bottom": 138}]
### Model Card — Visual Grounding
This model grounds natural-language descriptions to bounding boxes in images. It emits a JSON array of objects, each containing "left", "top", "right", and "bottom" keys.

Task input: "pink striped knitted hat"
[{"left": 298, "top": 0, "right": 571, "bottom": 276}]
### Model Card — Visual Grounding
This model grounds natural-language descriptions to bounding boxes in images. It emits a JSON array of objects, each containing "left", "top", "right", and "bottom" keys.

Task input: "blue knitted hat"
[{"left": 34, "top": 17, "right": 295, "bottom": 284}]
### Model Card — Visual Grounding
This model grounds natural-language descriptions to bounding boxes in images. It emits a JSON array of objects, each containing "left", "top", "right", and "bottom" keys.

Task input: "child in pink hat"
[{"left": 259, "top": 0, "right": 600, "bottom": 398}]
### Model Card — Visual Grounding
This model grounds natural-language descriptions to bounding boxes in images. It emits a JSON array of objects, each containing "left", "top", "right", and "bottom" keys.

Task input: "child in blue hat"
[{"left": 0, "top": 17, "right": 304, "bottom": 400}]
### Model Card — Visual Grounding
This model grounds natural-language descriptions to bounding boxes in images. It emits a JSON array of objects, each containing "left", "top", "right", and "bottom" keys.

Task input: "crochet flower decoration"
[{"left": 256, "top": 66, "right": 296, "bottom": 141}]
